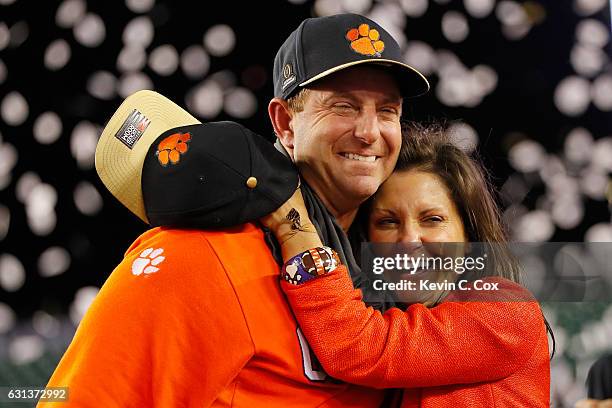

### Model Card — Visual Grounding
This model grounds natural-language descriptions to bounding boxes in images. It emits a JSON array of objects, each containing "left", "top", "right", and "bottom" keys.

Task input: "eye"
[
  {"left": 380, "top": 107, "right": 398, "bottom": 114},
  {"left": 375, "top": 218, "right": 400, "bottom": 227},
  {"left": 333, "top": 102, "right": 355, "bottom": 110},
  {"left": 379, "top": 105, "right": 400, "bottom": 117},
  {"left": 423, "top": 216, "right": 444, "bottom": 224}
]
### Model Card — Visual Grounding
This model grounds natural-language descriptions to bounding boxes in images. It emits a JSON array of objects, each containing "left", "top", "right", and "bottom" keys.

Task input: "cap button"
[{"left": 246, "top": 177, "right": 258, "bottom": 189}]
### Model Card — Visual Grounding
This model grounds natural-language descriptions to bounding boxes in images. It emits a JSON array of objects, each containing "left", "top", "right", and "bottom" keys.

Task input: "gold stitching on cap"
[{"left": 246, "top": 177, "right": 258, "bottom": 188}]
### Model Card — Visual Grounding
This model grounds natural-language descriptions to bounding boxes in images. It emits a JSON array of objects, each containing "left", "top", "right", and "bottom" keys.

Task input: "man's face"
[{"left": 289, "top": 66, "right": 402, "bottom": 212}]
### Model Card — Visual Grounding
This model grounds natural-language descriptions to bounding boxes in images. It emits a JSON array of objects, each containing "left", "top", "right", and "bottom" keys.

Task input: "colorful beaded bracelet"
[{"left": 282, "top": 246, "right": 342, "bottom": 285}]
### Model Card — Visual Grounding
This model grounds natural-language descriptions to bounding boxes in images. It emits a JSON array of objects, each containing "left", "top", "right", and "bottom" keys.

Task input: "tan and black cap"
[{"left": 95, "top": 90, "right": 299, "bottom": 228}]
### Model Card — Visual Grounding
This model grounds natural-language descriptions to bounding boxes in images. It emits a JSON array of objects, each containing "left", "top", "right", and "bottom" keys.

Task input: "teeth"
[{"left": 343, "top": 153, "right": 376, "bottom": 162}]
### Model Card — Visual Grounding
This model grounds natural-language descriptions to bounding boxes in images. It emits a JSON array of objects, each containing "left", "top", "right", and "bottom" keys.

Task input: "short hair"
[{"left": 286, "top": 88, "right": 310, "bottom": 113}]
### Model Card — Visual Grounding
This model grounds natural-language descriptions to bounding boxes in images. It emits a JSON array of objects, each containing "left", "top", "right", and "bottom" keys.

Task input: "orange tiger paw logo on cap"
[
  {"left": 346, "top": 24, "right": 384, "bottom": 57},
  {"left": 156, "top": 132, "right": 191, "bottom": 166}
]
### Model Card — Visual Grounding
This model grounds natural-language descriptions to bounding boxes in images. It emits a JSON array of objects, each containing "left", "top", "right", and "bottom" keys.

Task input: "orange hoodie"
[
  {"left": 39, "top": 225, "right": 384, "bottom": 407},
  {"left": 282, "top": 266, "right": 550, "bottom": 407}
]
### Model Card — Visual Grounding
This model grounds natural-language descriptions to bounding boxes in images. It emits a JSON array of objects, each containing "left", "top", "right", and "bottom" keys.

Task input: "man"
[
  {"left": 40, "top": 13, "right": 428, "bottom": 407},
  {"left": 269, "top": 13, "right": 427, "bottom": 231},
  {"left": 267, "top": 14, "right": 428, "bottom": 312}
]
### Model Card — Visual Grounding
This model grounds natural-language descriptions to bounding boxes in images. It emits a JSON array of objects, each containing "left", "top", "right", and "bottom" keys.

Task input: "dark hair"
[{"left": 393, "top": 121, "right": 522, "bottom": 283}]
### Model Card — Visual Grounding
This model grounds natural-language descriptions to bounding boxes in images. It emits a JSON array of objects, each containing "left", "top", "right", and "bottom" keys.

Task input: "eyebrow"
[
  {"left": 381, "top": 95, "right": 403, "bottom": 105},
  {"left": 370, "top": 208, "right": 397, "bottom": 216},
  {"left": 419, "top": 206, "right": 448, "bottom": 215},
  {"left": 323, "top": 92, "right": 402, "bottom": 106},
  {"left": 371, "top": 206, "right": 448, "bottom": 216}
]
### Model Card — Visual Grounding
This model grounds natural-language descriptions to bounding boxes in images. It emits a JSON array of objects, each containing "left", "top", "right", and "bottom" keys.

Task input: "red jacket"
[{"left": 282, "top": 267, "right": 550, "bottom": 407}]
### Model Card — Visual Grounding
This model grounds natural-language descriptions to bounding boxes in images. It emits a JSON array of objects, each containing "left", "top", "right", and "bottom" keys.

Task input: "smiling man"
[
  {"left": 269, "top": 14, "right": 428, "bottom": 232},
  {"left": 258, "top": 13, "right": 429, "bottom": 403},
  {"left": 271, "top": 66, "right": 403, "bottom": 228}
]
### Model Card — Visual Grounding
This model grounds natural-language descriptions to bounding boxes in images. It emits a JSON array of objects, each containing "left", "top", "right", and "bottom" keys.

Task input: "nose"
[
  {"left": 354, "top": 107, "right": 380, "bottom": 145},
  {"left": 398, "top": 223, "right": 421, "bottom": 245}
]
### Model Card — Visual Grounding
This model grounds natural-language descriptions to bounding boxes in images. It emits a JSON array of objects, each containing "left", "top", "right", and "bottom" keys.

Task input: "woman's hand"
[{"left": 260, "top": 187, "right": 323, "bottom": 261}]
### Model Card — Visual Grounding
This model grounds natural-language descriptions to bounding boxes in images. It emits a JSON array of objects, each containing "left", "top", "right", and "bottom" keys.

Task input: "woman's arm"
[
  {"left": 260, "top": 187, "right": 323, "bottom": 259},
  {"left": 261, "top": 189, "right": 546, "bottom": 389},
  {"left": 281, "top": 267, "right": 546, "bottom": 389}
]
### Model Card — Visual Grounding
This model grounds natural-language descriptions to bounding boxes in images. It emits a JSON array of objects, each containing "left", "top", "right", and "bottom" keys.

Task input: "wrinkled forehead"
[{"left": 305, "top": 65, "right": 402, "bottom": 102}]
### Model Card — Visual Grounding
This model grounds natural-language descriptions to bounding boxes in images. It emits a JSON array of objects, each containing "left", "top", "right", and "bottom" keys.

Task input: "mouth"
[
  {"left": 403, "top": 264, "right": 430, "bottom": 276},
  {"left": 398, "top": 267, "right": 435, "bottom": 282},
  {"left": 340, "top": 152, "right": 379, "bottom": 163}
]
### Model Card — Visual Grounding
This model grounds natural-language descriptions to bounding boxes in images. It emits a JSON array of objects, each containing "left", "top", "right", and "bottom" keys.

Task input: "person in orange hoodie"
[{"left": 262, "top": 122, "right": 552, "bottom": 407}]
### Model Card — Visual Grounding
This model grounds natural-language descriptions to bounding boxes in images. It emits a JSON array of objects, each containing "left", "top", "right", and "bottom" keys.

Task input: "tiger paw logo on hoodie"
[{"left": 132, "top": 248, "right": 165, "bottom": 275}]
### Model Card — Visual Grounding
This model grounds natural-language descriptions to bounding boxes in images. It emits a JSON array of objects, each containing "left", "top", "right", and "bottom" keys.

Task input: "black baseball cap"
[
  {"left": 141, "top": 122, "right": 299, "bottom": 229},
  {"left": 273, "top": 13, "right": 429, "bottom": 100},
  {"left": 96, "top": 91, "right": 299, "bottom": 227}
]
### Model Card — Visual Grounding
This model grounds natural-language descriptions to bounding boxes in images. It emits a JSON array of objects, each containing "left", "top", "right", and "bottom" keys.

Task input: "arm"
[
  {"left": 39, "top": 234, "right": 254, "bottom": 407},
  {"left": 281, "top": 267, "right": 545, "bottom": 389},
  {"left": 260, "top": 186, "right": 323, "bottom": 259}
]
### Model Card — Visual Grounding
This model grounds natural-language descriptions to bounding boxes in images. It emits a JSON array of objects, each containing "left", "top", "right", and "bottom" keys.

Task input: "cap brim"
[
  {"left": 299, "top": 59, "right": 430, "bottom": 98},
  {"left": 95, "top": 90, "right": 200, "bottom": 223}
]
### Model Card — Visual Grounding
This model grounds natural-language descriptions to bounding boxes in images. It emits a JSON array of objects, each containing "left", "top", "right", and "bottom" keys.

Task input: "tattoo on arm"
[
  {"left": 279, "top": 208, "right": 317, "bottom": 244},
  {"left": 287, "top": 208, "right": 302, "bottom": 230}
]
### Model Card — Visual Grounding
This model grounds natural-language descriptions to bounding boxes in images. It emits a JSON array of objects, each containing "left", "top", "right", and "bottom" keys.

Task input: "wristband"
[{"left": 282, "top": 246, "right": 342, "bottom": 285}]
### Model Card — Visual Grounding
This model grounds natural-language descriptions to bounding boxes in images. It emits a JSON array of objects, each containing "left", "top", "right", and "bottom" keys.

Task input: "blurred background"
[{"left": 0, "top": 0, "right": 611, "bottom": 406}]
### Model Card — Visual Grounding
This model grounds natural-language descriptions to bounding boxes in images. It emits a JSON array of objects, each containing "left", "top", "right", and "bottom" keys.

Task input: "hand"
[{"left": 575, "top": 399, "right": 612, "bottom": 408}]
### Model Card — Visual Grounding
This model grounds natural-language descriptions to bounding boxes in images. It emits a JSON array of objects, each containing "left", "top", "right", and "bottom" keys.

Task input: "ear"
[{"left": 268, "top": 97, "right": 295, "bottom": 157}]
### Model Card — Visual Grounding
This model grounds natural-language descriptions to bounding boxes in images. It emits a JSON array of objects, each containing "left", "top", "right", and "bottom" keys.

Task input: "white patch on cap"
[
  {"left": 281, "top": 63, "right": 296, "bottom": 90},
  {"left": 114, "top": 109, "right": 150, "bottom": 149}
]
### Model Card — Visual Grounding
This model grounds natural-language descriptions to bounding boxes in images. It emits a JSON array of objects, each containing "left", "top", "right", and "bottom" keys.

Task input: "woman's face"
[
  {"left": 367, "top": 169, "right": 468, "bottom": 305},
  {"left": 368, "top": 169, "right": 467, "bottom": 244}
]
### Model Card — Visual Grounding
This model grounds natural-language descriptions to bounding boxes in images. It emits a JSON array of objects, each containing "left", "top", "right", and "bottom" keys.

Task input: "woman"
[{"left": 262, "top": 122, "right": 551, "bottom": 407}]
